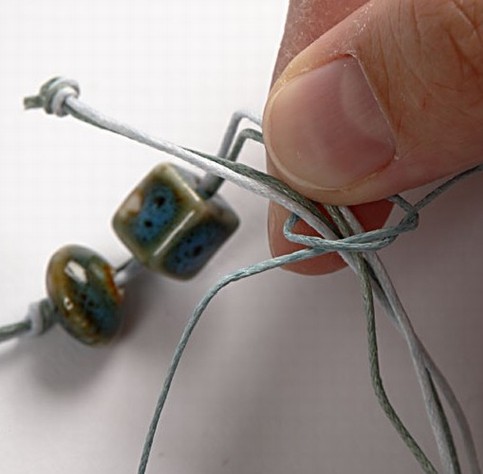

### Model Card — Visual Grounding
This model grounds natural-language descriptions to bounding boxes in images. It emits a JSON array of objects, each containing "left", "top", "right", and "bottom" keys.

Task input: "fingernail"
[{"left": 265, "top": 57, "right": 395, "bottom": 190}]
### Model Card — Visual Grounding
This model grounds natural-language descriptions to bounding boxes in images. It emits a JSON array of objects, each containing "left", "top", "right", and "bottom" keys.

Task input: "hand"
[{"left": 264, "top": 0, "right": 483, "bottom": 274}]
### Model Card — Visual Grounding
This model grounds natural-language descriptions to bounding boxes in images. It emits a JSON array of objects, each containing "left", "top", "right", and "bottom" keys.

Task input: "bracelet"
[{"left": 3, "top": 76, "right": 479, "bottom": 474}]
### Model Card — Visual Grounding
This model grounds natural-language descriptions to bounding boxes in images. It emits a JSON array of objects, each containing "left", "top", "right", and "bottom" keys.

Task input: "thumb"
[{"left": 264, "top": 0, "right": 483, "bottom": 205}]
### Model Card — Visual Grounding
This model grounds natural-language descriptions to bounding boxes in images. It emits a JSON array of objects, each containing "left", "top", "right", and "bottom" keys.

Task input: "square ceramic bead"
[{"left": 113, "top": 163, "right": 239, "bottom": 279}]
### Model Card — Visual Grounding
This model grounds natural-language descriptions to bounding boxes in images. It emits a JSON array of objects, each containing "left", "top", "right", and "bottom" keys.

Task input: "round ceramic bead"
[{"left": 46, "top": 245, "right": 123, "bottom": 345}]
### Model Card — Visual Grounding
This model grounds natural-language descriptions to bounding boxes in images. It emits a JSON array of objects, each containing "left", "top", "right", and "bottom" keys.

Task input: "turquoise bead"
[
  {"left": 112, "top": 163, "right": 239, "bottom": 279},
  {"left": 46, "top": 245, "right": 123, "bottom": 345}
]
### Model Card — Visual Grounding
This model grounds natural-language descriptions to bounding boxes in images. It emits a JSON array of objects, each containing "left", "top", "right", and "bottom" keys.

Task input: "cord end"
[{"left": 23, "top": 94, "right": 44, "bottom": 110}]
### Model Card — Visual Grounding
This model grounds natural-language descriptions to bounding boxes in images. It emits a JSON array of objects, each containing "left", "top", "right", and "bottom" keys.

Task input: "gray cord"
[
  {"left": 115, "top": 259, "right": 145, "bottom": 287},
  {"left": 196, "top": 128, "right": 264, "bottom": 197},
  {"left": 0, "top": 321, "right": 31, "bottom": 343},
  {"left": 0, "top": 299, "right": 56, "bottom": 343},
  {"left": 336, "top": 206, "right": 458, "bottom": 474},
  {"left": 196, "top": 107, "right": 263, "bottom": 196}
]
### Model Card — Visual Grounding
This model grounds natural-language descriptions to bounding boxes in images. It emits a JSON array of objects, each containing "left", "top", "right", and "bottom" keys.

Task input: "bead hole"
[{"left": 154, "top": 196, "right": 166, "bottom": 207}]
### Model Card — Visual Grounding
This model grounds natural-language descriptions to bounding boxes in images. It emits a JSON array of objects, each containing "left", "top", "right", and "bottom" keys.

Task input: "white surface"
[{"left": 0, "top": 1, "right": 482, "bottom": 473}]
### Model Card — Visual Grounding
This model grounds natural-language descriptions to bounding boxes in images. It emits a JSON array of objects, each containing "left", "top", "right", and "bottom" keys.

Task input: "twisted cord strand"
[
  {"left": 349, "top": 183, "right": 483, "bottom": 474},
  {"left": 327, "top": 205, "right": 456, "bottom": 474},
  {"left": 329, "top": 205, "right": 457, "bottom": 474},
  {"left": 282, "top": 172, "right": 482, "bottom": 474},
  {"left": 354, "top": 244, "right": 437, "bottom": 473}
]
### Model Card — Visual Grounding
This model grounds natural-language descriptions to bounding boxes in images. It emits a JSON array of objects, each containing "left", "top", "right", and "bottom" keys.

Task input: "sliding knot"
[
  {"left": 283, "top": 204, "right": 421, "bottom": 256},
  {"left": 24, "top": 77, "right": 80, "bottom": 117}
]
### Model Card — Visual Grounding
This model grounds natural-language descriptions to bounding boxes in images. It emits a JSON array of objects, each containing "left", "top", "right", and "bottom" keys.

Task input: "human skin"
[{"left": 264, "top": 0, "right": 483, "bottom": 274}]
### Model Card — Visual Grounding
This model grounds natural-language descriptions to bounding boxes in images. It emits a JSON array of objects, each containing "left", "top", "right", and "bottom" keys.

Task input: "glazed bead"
[
  {"left": 112, "top": 163, "right": 239, "bottom": 279},
  {"left": 46, "top": 245, "right": 123, "bottom": 345}
]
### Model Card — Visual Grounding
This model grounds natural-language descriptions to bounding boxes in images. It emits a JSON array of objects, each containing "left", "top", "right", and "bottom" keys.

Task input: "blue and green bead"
[
  {"left": 46, "top": 245, "right": 123, "bottom": 345},
  {"left": 112, "top": 163, "right": 239, "bottom": 279}
]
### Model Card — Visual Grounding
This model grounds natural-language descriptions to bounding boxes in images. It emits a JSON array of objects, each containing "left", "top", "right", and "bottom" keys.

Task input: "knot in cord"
[
  {"left": 25, "top": 299, "right": 56, "bottom": 337},
  {"left": 24, "top": 77, "right": 80, "bottom": 117}
]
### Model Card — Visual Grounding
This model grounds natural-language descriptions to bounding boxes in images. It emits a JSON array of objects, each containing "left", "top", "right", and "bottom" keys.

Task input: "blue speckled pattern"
[
  {"left": 68, "top": 273, "right": 120, "bottom": 336},
  {"left": 46, "top": 245, "right": 124, "bottom": 345},
  {"left": 132, "top": 184, "right": 177, "bottom": 244},
  {"left": 164, "top": 220, "right": 230, "bottom": 277}
]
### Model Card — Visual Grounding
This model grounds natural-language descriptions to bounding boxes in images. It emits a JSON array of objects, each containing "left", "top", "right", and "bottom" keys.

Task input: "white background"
[{"left": 0, "top": 1, "right": 482, "bottom": 473}]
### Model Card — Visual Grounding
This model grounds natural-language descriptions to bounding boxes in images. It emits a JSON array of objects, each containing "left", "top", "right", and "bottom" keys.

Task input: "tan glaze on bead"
[
  {"left": 113, "top": 163, "right": 239, "bottom": 279},
  {"left": 46, "top": 245, "right": 123, "bottom": 345}
]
